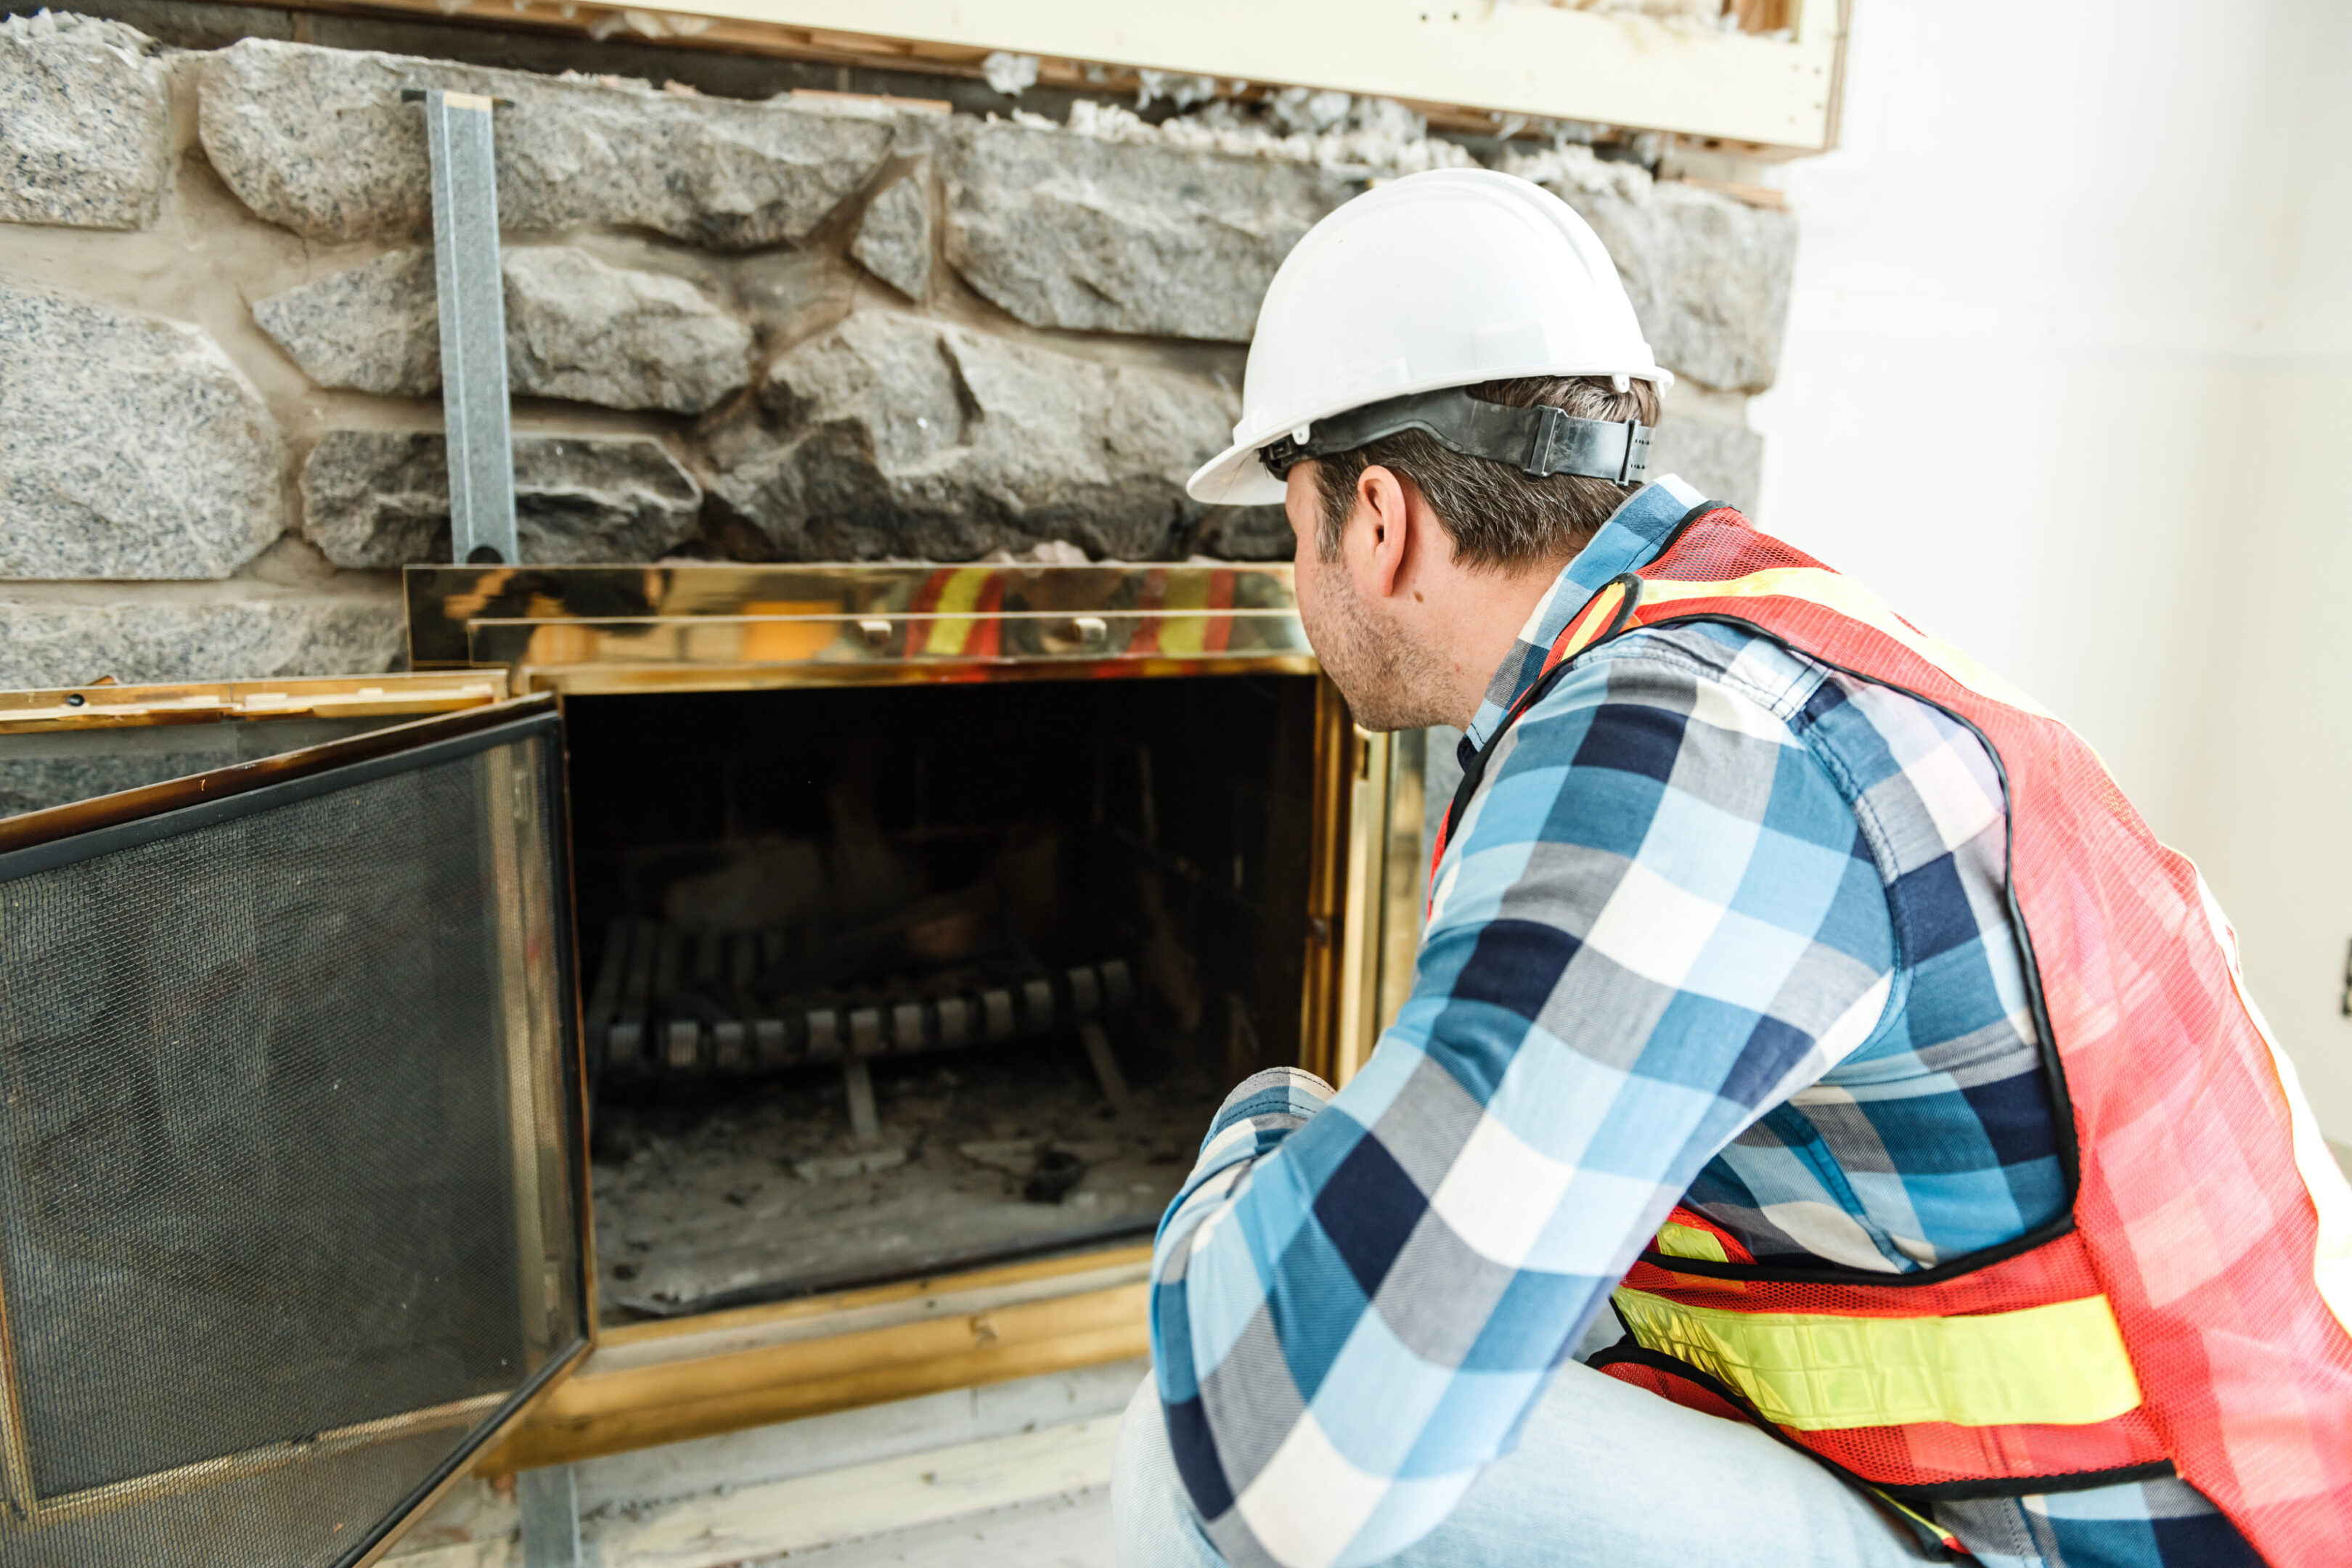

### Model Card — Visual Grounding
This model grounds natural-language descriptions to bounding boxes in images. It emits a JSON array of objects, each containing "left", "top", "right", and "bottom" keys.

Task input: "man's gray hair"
[{"left": 1312, "top": 375, "right": 1662, "bottom": 569}]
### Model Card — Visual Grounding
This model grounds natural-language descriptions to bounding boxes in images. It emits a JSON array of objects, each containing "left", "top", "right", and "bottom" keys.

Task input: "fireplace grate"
[{"left": 585, "top": 918, "right": 1134, "bottom": 1079}]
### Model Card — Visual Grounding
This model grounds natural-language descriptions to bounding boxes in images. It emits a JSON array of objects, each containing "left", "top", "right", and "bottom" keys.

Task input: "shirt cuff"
[{"left": 1190, "top": 1064, "right": 1333, "bottom": 1167}]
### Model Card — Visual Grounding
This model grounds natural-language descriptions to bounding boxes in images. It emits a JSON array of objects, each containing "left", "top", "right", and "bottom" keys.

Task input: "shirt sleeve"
[{"left": 1146, "top": 644, "right": 1899, "bottom": 1568}]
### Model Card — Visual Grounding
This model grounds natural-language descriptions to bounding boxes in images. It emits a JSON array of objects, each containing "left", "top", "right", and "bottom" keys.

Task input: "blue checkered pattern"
[{"left": 1147, "top": 481, "right": 2253, "bottom": 1568}]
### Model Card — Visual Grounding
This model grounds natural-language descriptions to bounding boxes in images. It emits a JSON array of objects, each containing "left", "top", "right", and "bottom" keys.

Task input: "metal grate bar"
[{"left": 584, "top": 927, "right": 1135, "bottom": 1081}]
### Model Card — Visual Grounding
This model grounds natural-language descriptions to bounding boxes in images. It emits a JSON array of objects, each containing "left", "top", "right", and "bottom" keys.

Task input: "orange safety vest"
[{"left": 1429, "top": 505, "right": 2352, "bottom": 1564}]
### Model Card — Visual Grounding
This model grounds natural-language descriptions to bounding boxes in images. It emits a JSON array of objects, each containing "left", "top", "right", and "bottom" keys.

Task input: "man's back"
[
  {"left": 1612, "top": 619, "right": 2065, "bottom": 1273},
  {"left": 1144, "top": 484, "right": 2261, "bottom": 1567},
  {"left": 1147, "top": 169, "right": 2345, "bottom": 1568}
]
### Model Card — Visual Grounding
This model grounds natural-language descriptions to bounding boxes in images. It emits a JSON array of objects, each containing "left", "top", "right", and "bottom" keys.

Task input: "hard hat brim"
[{"left": 1186, "top": 442, "right": 1290, "bottom": 508}]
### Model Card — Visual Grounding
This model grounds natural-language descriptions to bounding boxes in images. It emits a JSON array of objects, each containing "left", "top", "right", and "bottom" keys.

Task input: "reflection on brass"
[
  {"left": 1334, "top": 727, "right": 1432, "bottom": 1087},
  {"left": 1334, "top": 726, "right": 1391, "bottom": 1088},
  {"left": 1295, "top": 677, "right": 1355, "bottom": 1087},
  {"left": 486, "top": 740, "right": 564, "bottom": 1363},
  {"left": 0, "top": 671, "right": 507, "bottom": 735},
  {"left": 404, "top": 563, "right": 1312, "bottom": 690},
  {"left": 1379, "top": 730, "right": 1430, "bottom": 1042}
]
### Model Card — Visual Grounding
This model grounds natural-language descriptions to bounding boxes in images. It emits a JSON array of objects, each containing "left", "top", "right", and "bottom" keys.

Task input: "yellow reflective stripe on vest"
[
  {"left": 1653, "top": 1222, "right": 1730, "bottom": 1264},
  {"left": 1611, "top": 1288, "right": 2143, "bottom": 1432},
  {"left": 1551, "top": 579, "right": 1627, "bottom": 667}
]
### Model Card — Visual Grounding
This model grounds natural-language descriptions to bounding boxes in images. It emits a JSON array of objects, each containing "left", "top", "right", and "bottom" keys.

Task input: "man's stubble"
[{"left": 1300, "top": 563, "right": 1460, "bottom": 733}]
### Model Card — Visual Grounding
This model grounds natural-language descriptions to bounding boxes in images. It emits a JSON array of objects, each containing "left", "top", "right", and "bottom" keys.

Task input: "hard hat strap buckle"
[{"left": 1531, "top": 405, "right": 1654, "bottom": 487}]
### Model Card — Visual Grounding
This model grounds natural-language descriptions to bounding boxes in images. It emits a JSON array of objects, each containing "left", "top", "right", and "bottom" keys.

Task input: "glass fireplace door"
[{"left": 0, "top": 697, "right": 588, "bottom": 1567}]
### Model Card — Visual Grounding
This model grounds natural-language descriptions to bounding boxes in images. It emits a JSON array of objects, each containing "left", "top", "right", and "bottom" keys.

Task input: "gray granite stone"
[
  {"left": 0, "top": 589, "right": 404, "bottom": 690},
  {"left": 850, "top": 167, "right": 931, "bottom": 301},
  {"left": 939, "top": 118, "right": 1350, "bottom": 342},
  {"left": 0, "top": 12, "right": 171, "bottom": 229},
  {"left": 709, "top": 311, "right": 1236, "bottom": 560},
  {"left": 198, "top": 38, "right": 893, "bottom": 248},
  {"left": 505, "top": 247, "right": 754, "bottom": 415},
  {"left": 1649, "top": 417, "right": 1764, "bottom": 515},
  {"left": 1193, "top": 507, "right": 1294, "bottom": 560},
  {"left": 301, "top": 430, "right": 703, "bottom": 567},
  {"left": 1554, "top": 182, "right": 1797, "bottom": 393},
  {"left": 250, "top": 248, "right": 441, "bottom": 397},
  {"left": 255, "top": 247, "right": 754, "bottom": 414},
  {"left": 0, "top": 280, "right": 282, "bottom": 579}
]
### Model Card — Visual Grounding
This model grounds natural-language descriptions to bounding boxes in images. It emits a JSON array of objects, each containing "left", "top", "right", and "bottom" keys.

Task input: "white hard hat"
[{"left": 1187, "top": 168, "right": 1670, "bottom": 507}]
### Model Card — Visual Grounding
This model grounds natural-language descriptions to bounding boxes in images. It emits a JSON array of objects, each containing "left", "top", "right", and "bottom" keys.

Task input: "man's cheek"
[
  {"left": 1283, "top": 468, "right": 1319, "bottom": 556},
  {"left": 1291, "top": 570, "right": 1328, "bottom": 645}
]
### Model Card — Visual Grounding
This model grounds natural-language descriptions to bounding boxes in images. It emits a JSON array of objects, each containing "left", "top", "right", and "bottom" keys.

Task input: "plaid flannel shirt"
[{"left": 1148, "top": 480, "right": 2257, "bottom": 1568}]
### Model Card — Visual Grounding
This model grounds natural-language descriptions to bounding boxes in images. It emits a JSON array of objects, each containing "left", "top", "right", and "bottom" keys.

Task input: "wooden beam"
[
  {"left": 264, "top": 0, "right": 1846, "bottom": 155},
  {"left": 477, "top": 1251, "right": 1152, "bottom": 1471}
]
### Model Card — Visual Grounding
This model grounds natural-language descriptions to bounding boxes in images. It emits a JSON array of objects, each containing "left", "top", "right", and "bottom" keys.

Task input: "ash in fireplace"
[{"left": 589, "top": 1042, "right": 1223, "bottom": 1321}]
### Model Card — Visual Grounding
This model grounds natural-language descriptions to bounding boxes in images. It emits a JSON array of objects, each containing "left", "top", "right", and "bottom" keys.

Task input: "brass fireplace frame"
[
  {"left": 401, "top": 560, "right": 1322, "bottom": 693},
  {"left": 0, "top": 561, "right": 1430, "bottom": 1495},
  {"left": 406, "top": 560, "right": 1418, "bottom": 1471}
]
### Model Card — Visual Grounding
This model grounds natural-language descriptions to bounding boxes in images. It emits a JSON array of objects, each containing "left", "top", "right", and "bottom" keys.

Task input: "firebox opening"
[{"left": 564, "top": 674, "right": 1321, "bottom": 1323}]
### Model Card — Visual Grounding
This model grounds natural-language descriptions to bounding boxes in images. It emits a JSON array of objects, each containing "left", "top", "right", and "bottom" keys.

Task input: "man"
[{"left": 1111, "top": 170, "right": 2352, "bottom": 1567}]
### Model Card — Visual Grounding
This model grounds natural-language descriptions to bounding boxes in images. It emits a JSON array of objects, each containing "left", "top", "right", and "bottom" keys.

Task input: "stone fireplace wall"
[{"left": 0, "top": 7, "right": 1796, "bottom": 691}]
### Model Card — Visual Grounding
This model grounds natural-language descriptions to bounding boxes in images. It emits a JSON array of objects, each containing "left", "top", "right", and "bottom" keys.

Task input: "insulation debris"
[
  {"left": 981, "top": 51, "right": 1040, "bottom": 97},
  {"left": 1539, "top": 0, "right": 1738, "bottom": 25},
  {"left": 1135, "top": 70, "right": 1220, "bottom": 113},
  {"left": 1498, "top": 142, "right": 1657, "bottom": 203},
  {"left": 3, "top": 6, "right": 155, "bottom": 60},
  {"left": 1061, "top": 96, "right": 1477, "bottom": 181}
]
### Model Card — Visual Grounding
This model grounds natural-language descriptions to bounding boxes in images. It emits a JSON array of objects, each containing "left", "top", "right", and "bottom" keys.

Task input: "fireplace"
[
  {"left": 0, "top": 561, "right": 1428, "bottom": 1560},
  {"left": 566, "top": 671, "right": 1320, "bottom": 1320}
]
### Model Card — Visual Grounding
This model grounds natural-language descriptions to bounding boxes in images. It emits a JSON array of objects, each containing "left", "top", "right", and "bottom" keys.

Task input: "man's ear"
[{"left": 1354, "top": 464, "right": 1413, "bottom": 600}]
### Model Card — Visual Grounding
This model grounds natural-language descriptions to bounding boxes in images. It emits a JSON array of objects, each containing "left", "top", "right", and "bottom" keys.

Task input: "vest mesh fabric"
[{"left": 1572, "top": 510, "right": 2352, "bottom": 1564}]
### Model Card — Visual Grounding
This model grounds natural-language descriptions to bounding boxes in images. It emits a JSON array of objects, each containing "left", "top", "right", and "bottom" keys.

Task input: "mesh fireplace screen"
[{"left": 0, "top": 707, "right": 587, "bottom": 1567}]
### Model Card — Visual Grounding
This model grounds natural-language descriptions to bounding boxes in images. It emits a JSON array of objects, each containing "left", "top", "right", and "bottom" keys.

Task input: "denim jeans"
[{"left": 1111, "top": 1359, "right": 1934, "bottom": 1568}]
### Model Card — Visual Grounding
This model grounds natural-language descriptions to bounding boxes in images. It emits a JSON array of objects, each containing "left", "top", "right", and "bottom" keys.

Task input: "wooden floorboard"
[
  {"left": 593, "top": 1417, "right": 1118, "bottom": 1567},
  {"left": 388, "top": 1360, "right": 1141, "bottom": 1566},
  {"left": 742, "top": 1486, "right": 1113, "bottom": 1568}
]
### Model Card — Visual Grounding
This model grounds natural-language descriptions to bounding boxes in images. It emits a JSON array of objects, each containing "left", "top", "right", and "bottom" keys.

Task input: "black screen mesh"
[{"left": 0, "top": 719, "right": 584, "bottom": 1566}]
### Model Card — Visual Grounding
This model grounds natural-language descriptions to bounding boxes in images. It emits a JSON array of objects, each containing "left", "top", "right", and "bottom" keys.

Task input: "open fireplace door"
[{"left": 0, "top": 694, "right": 590, "bottom": 1567}]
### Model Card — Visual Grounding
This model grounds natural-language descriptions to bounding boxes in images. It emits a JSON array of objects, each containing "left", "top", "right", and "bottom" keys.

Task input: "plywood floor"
[
  {"left": 391, "top": 1358, "right": 1143, "bottom": 1568},
  {"left": 752, "top": 1487, "right": 1113, "bottom": 1568}
]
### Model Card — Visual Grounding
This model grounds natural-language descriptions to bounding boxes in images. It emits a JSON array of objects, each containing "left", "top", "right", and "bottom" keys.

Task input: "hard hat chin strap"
[{"left": 1257, "top": 388, "right": 1652, "bottom": 487}]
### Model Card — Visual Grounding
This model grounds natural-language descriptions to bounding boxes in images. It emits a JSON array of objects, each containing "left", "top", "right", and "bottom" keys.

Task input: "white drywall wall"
[
  {"left": 1750, "top": 0, "right": 2352, "bottom": 1134},
  {"left": 2173, "top": 1, "right": 2352, "bottom": 1141}
]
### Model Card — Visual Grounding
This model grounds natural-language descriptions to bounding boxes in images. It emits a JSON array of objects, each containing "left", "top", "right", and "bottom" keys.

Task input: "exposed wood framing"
[{"left": 264, "top": 0, "right": 1847, "bottom": 155}]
